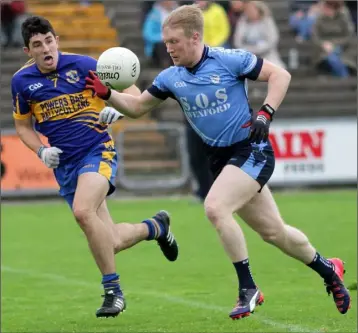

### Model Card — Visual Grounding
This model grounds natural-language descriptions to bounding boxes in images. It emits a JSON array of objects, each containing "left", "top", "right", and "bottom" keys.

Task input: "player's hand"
[
  {"left": 85, "top": 70, "right": 111, "bottom": 100},
  {"left": 37, "top": 146, "right": 63, "bottom": 168},
  {"left": 248, "top": 104, "right": 275, "bottom": 144},
  {"left": 99, "top": 106, "right": 124, "bottom": 124}
]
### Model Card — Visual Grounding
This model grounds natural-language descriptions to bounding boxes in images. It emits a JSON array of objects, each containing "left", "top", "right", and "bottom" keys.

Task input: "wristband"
[
  {"left": 103, "top": 88, "right": 112, "bottom": 101},
  {"left": 37, "top": 145, "right": 46, "bottom": 158},
  {"left": 259, "top": 104, "right": 276, "bottom": 121}
]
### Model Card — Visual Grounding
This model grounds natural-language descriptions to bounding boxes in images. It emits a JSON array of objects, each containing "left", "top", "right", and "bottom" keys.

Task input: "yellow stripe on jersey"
[
  {"left": 13, "top": 93, "right": 32, "bottom": 120},
  {"left": 85, "top": 123, "right": 108, "bottom": 133},
  {"left": 73, "top": 118, "right": 99, "bottom": 125},
  {"left": 71, "top": 112, "right": 99, "bottom": 120},
  {"left": 13, "top": 59, "right": 36, "bottom": 76},
  {"left": 103, "top": 140, "right": 115, "bottom": 149},
  {"left": 31, "top": 90, "right": 105, "bottom": 123}
]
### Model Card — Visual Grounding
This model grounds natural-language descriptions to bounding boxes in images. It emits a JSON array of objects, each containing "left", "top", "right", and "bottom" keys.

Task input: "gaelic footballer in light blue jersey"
[
  {"left": 87, "top": 4, "right": 351, "bottom": 320},
  {"left": 148, "top": 46, "right": 261, "bottom": 147}
]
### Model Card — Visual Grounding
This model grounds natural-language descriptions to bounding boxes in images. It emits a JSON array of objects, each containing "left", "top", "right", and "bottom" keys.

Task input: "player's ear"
[
  {"left": 192, "top": 31, "right": 200, "bottom": 44},
  {"left": 55, "top": 35, "right": 59, "bottom": 45},
  {"left": 23, "top": 46, "right": 31, "bottom": 58}
]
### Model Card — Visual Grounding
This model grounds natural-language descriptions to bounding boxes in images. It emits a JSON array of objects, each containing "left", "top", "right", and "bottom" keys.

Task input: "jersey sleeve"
[
  {"left": 83, "top": 55, "right": 97, "bottom": 72},
  {"left": 220, "top": 49, "right": 263, "bottom": 80},
  {"left": 147, "top": 69, "right": 175, "bottom": 100},
  {"left": 11, "top": 75, "right": 31, "bottom": 120}
]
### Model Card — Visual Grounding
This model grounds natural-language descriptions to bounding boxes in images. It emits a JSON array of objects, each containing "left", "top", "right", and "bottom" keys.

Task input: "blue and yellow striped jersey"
[{"left": 11, "top": 52, "right": 111, "bottom": 163}]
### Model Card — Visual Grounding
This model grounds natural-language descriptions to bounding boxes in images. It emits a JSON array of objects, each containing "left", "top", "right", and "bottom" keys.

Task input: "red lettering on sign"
[{"left": 269, "top": 131, "right": 324, "bottom": 159}]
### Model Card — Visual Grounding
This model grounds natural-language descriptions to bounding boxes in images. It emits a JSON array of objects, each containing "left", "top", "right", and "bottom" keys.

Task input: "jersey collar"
[{"left": 185, "top": 45, "right": 209, "bottom": 74}]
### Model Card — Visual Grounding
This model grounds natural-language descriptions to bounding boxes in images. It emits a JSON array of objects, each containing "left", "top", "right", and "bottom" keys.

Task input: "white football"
[{"left": 96, "top": 47, "right": 140, "bottom": 91}]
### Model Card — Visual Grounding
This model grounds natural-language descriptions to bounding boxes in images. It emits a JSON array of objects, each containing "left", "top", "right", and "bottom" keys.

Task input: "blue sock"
[
  {"left": 102, "top": 273, "right": 121, "bottom": 295},
  {"left": 142, "top": 217, "right": 166, "bottom": 240}
]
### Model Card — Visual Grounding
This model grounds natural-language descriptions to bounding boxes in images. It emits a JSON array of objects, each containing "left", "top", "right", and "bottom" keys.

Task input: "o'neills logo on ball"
[
  {"left": 97, "top": 64, "right": 122, "bottom": 71},
  {"left": 97, "top": 72, "right": 120, "bottom": 80}
]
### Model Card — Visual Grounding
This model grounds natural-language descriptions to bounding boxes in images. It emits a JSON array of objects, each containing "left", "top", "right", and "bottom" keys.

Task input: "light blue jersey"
[{"left": 147, "top": 46, "right": 263, "bottom": 147}]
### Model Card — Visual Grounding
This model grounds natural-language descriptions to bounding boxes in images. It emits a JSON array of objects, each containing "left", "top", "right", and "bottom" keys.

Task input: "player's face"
[
  {"left": 163, "top": 26, "right": 200, "bottom": 67},
  {"left": 24, "top": 32, "right": 59, "bottom": 73}
]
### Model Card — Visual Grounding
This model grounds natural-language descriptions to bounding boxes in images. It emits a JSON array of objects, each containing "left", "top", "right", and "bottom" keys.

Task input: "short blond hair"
[{"left": 162, "top": 4, "right": 204, "bottom": 39}]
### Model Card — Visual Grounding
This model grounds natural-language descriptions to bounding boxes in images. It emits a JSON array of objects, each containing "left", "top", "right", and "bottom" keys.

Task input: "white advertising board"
[{"left": 269, "top": 117, "right": 357, "bottom": 185}]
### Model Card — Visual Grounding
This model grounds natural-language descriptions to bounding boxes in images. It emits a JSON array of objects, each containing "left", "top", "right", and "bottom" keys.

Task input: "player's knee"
[
  {"left": 73, "top": 206, "right": 95, "bottom": 229},
  {"left": 204, "top": 197, "right": 227, "bottom": 226}
]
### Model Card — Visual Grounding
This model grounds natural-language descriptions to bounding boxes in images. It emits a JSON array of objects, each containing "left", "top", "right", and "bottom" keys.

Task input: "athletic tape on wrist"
[{"left": 37, "top": 146, "right": 46, "bottom": 158}]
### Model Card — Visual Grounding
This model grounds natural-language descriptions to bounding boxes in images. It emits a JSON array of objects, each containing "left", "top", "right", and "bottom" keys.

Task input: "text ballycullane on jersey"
[{"left": 36, "top": 93, "right": 93, "bottom": 122}]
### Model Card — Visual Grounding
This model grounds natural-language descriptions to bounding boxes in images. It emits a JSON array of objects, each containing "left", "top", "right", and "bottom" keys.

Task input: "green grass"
[{"left": 2, "top": 191, "right": 357, "bottom": 332}]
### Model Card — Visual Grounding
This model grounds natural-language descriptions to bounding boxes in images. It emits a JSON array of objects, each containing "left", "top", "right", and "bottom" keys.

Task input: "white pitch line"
[{"left": 2, "top": 265, "right": 318, "bottom": 332}]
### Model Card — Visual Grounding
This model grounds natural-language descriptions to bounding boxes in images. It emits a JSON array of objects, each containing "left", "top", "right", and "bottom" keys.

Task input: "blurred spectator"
[
  {"left": 344, "top": 0, "right": 357, "bottom": 33},
  {"left": 289, "top": 0, "right": 321, "bottom": 43},
  {"left": 142, "top": 1, "right": 177, "bottom": 68},
  {"left": 233, "top": 1, "right": 286, "bottom": 68},
  {"left": 311, "top": 0, "right": 357, "bottom": 77},
  {"left": 141, "top": 1, "right": 156, "bottom": 27},
  {"left": 1, "top": 0, "right": 27, "bottom": 48},
  {"left": 227, "top": 1, "right": 245, "bottom": 47},
  {"left": 196, "top": 1, "right": 231, "bottom": 47}
]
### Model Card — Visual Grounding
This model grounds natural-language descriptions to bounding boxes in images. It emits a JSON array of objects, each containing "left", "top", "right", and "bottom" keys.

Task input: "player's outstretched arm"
[
  {"left": 123, "top": 84, "right": 141, "bottom": 97},
  {"left": 85, "top": 70, "right": 163, "bottom": 119},
  {"left": 108, "top": 89, "right": 163, "bottom": 119},
  {"left": 256, "top": 59, "right": 291, "bottom": 111}
]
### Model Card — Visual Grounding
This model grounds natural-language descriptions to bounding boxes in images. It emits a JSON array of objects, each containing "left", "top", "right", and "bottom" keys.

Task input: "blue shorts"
[
  {"left": 54, "top": 140, "right": 118, "bottom": 208},
  {"left": 204, "top": 139, "right": 275, "bottom": 191}
]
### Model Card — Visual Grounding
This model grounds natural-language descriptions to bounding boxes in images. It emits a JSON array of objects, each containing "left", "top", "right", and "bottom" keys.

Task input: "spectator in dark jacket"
[{"left": 311, "top": 0, "right": 357, "bottom": 77}]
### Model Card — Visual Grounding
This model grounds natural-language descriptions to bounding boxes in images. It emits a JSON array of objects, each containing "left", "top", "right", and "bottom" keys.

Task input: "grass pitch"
[{"left": 2, "top": 191, "right": 357, "bottom": 332}]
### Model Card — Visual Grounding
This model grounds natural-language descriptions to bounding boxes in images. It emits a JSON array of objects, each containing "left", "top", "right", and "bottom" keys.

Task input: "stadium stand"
[
  {"left": 1, "top": 0, "right": 175, "bottom": 175},
  {"left": 27, "top": 1, "right": 118, "bottom": 58},
  {"left": 1, "top": 0, "right": 356, "bottom": 176},
  {"left": 132, "top": 1, "right": 357, "bottom": 122},
  {"left": 1, "top": 0, "right": 119, "bottom": 127}
]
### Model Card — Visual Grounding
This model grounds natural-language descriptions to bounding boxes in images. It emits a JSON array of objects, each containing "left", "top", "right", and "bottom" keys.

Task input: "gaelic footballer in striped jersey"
[{"left": 12, "top": 15, "right": 179, "bottom": 319}]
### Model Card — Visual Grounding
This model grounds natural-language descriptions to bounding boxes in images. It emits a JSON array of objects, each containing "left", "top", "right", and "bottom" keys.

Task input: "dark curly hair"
[{"left": 21, "top": 16, "right": 56, "bottom": 48}]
